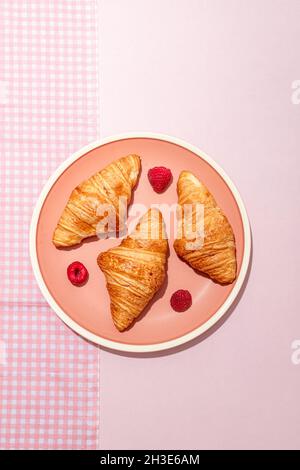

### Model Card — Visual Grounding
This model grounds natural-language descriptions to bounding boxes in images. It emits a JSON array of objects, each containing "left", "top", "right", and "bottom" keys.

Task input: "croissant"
[
  {"left": 174, "top": 171, "right": 237, "bottom": 284},
  {"left": 52, "top": 154, "right": 141, "bottom": 247},
  {"left": 97, "top": 208, "right": 168, "bottom": 331}
]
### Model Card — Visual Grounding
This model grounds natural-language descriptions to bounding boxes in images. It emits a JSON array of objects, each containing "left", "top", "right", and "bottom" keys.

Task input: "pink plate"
[{"left": 30, "top": 134, "right": 251, "bottom": 353}]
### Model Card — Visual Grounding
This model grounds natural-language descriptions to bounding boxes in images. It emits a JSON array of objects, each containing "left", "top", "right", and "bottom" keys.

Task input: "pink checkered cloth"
[{"left": 0, "top": 1, "right": 100, "bottom": 449}]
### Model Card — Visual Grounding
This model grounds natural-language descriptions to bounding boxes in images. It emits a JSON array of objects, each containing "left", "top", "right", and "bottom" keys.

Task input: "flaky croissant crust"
[
  {"left": 98, "top": 208, "right": 168, "bottom": 331},
  {"left": 52, "top": 154, "right": 141, "bottom": 247},
  {"left": 174, "top": 171, "right": 237, "bottom": 284}
]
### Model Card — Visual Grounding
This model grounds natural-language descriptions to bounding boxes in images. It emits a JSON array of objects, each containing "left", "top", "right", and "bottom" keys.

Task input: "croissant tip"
[
  {"left": 128, "top": 154, "right": 141, "bottom": 164},
  {"left": 97, "top": 252, "right": 104, "bottom": 266},
  {"left": 112, "top": 313, "right": 131, "bottom": 332},
  {"left": 178, "top": 170, "right": 190, "bottom": 178},
  {"left": 52, "top": 237, "right": 64, "bottom": 248},
  {"left": 177, "top": 170, "right": 192, "bottom": 188},
  {"left": 115, "top": 324, "right": 127, "bottom": 332}
]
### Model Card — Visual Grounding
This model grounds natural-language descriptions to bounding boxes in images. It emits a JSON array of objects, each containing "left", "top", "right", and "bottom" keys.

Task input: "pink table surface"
[{"left": 98, "top": 0, "right": 300, "bottom": 449}]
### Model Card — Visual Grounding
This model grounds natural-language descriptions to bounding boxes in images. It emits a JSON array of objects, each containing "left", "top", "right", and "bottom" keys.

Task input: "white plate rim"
[{"left": 30, "top": 132, "right": 251, "bottom": 353}]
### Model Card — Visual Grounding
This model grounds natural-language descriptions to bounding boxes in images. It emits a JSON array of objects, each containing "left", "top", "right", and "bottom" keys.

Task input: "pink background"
[{"left": 98, "top": 0, "right": 300, "bottom": 449}]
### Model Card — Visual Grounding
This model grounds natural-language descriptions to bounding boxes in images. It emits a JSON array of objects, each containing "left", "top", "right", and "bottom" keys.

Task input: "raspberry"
[
  {"left": 170, "top": 290, "right": 192, "bottom": 312},
  {"left": 147, "top": 166, "right": 172, "bottom": 193},
  {"left": 67, "top": 261, "right": 89, "bottom": 286}
]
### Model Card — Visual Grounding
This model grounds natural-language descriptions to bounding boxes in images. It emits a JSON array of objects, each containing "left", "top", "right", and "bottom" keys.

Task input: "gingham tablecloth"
[{"left": 0, "top": 0, "right": 100, "bottom": 449}]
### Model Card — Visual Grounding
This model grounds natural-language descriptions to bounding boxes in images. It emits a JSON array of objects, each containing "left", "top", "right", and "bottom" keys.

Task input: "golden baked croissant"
[
  {"left": 174, "top": 171, "right": 237, "bottom": 284},
  {"left": 97, "top": 208, "right": 168, "bottom": 331},
  {"left": 52, "top": 154, "right": 141, "bottom": 247}
]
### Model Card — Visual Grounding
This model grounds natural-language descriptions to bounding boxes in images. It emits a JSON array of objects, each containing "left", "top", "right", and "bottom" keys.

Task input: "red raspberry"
[
  {"left": 148, "top": 166, "right": 172, "bottom": 193},
  {"left": 67, "top": 261, "right": 89, "bottom": 286},
  {"left": 170, "top": 290, "right": 192, "bottom": 312}
]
